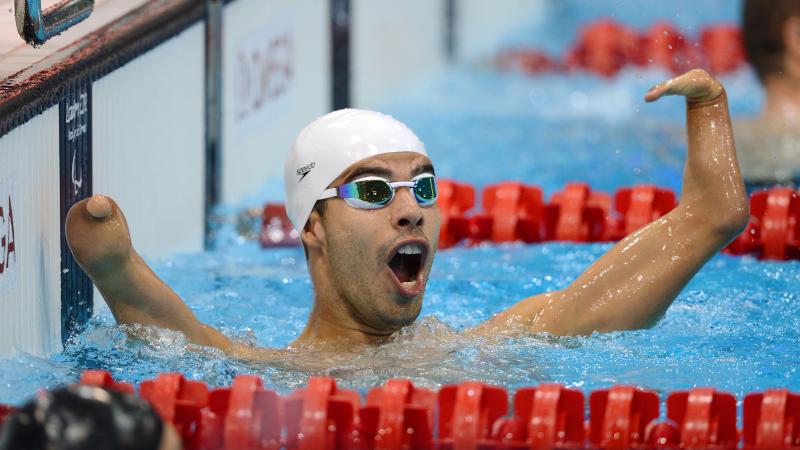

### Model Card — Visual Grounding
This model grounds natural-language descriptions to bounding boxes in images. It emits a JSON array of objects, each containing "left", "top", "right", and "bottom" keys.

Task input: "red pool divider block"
[
  {"left": 79, "top": 369, "right": 135, "bottom": 394},
  {"left": 667, "top": 388, "right": 739, "bottom": 450},
  {"left": 0, "top": 404, "right": 16, "bottom": 427},
  {"left": 589, "top": 385, "right": 660, "bottom": 449},
  {"left": 284, "top": 376, "right": 365, "bottom": 450},
  {"left": 751, "top": 188, "right": 800, "bottom": 260},
  {"left": 438, "top": 179, "right": 476, "bottom": 248},
  {"left": 566, "top": 19, "right": 642, "bottom": 77},
  {"left": 611, "top": 185, "right": 677, "bottom": 240},
  {"left": 139, "top": 372, "right": 210, "bottom": 424},
  {"left": 359, "top": 379, "right": 437, "bottom": 450},
  {"left": 494, "top": 383, "right": 585, "bottom": 449},
  {"left": 138, "top": 372, "right": 232, "bottom": 450},
  {"left": 699, "top": 25, "right": 745, "bottom": 75},
  {"left": 206, "top": 375, "right": 281, "bottom": 450},
  {"left": 544, "top": 183, "right": 609, "bottom": 242},
  {"left": 260, "top": 203, "right": 301, "bottom": 247},
  {"left": 641, "top": 22, "right": 699, "bottom": 74},
  {"left": 725, "top": 218, "right": 760, "bottom": 256},
  {"left": 644, "top": 421, "right": 681, "bottom": 449},
  {"left": 742, "top": 389, "right": 800, "bottom": 449},
  {"left": 437, "top": 381, "right": 509, "bottom": 449},
  {"left": 470, "top": 182, "right": 544, "bottom": 244}
]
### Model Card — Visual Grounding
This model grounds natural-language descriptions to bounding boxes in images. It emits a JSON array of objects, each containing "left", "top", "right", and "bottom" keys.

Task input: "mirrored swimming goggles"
[{"left": 318, "top": 173, "right": 438, "bottom": 209}]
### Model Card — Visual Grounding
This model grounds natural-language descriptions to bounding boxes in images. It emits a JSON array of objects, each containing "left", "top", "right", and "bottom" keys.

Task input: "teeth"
[
  {"left": 398, "top": 244, "right": 422, "bottom": 255},
  {"left": 401, "top": 280, "right": 418, "bottom": 288}
]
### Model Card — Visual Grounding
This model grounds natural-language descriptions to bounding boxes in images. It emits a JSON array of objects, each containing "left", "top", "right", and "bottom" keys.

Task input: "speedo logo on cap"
[{"left": 296, "top": 162, "right": 315, "bottom": 182}]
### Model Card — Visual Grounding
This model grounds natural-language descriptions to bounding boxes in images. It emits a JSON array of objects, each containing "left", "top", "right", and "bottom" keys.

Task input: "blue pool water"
[{"left": 3, "top": 0, "right": 799, "bottom": 408}]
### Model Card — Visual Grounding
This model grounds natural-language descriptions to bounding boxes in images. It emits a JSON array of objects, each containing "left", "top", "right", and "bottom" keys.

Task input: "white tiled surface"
[{"left": 0, "top": 0, "right": 150, "bottom": 79}]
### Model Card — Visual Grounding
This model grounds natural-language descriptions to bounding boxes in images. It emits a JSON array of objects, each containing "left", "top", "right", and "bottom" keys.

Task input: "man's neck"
[
  {"left": 761, "top": 73, "right": 800, "bottom": 128},
  {"left": 290, "top": 298, "right": 392, "bottom": 350}
]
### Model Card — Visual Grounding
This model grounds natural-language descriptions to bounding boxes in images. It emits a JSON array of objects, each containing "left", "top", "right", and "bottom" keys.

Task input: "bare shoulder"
[{"left": 469, "top": 292, "right": 565, "bottom": 337}]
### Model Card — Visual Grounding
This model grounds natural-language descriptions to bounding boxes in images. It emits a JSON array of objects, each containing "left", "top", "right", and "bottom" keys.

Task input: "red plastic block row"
[
  {"left": 260, "top": 203, "right": 301, "bottom": 248},
  {"left": 725, "top": 188, "right": 800, "bottom": 260},
  {"left": 496, "top": 19, "right": 745, "bottom": 77},
  {"left": 439, "top": 181, "right": 676, "bottom": 248},
  {"left": 0, "top": 404, "right": 16, "bottom": 429},
  {"left": 2, "top": 372, "right": 800, "bottom": 450}
]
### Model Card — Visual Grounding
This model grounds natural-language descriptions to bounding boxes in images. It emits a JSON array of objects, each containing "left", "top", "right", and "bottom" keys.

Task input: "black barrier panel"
[
  {"left": 59, "top": 82, "right": 93, "bottom": 344},
  {"left": 331, "top": 0, "right": 350, "bottom": 110},
  {"left": 445, "top": 0, "right": 457, "bottom": 61}
]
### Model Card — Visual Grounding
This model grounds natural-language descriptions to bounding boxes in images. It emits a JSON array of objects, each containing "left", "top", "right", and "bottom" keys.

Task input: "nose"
[{"left": 391, "top": 186, "right": 424, "bottom": 230}]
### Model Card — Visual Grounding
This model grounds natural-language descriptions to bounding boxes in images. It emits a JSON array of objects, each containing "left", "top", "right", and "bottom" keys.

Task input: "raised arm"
[
  {"left": 66, "top": 196, "right": 245, "bottom": 354},
  {"left": 479, "top": 69, "right": 749, "bottom": 336}
]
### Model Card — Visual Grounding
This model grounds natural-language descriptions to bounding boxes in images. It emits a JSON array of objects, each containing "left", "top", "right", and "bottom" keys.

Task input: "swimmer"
[
  {"left": 0, "top": 385, "right": 180, "bottom": 450},
  {"left": 736, "top": 0, "right": 800, "bottom": 189},
  {"left": 65, "top": 68, "right": 748, "bottom": 362}
]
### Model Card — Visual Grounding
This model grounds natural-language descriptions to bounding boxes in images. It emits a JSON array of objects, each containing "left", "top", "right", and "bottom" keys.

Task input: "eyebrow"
[
  {"left": 343, "top": 162, "right": 436, "bottom": 183},
  {"left": 413, "top": 163, "right": 436, "bottom": 177},
  {"left": 343, "top": 166, "right": 394, "bottom": 183}
]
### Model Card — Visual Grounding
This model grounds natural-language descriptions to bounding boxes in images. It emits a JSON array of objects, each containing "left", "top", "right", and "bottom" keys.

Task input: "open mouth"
[{"left": 387, "top": 242, "right": 426, "bottom": 294}]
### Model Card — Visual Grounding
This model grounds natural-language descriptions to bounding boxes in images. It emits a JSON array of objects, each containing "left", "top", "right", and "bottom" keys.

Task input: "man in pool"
[
  {"left": 736, "top": 0, "right": 800, "bottom": 188},
  {"left": 65, "top": 69, "right": 749, "bottom": 360}
]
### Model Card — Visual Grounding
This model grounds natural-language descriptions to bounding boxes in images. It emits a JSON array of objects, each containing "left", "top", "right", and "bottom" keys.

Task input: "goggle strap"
[{"left": 318, "top": 188, "right": 337, "bottom": 200}]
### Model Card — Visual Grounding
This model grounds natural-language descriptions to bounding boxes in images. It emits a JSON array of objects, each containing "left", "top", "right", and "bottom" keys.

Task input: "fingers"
[
  {"left": 87, "top": 194, "right": 113, "bottom": 219},
  {"left": 644, "top": 68, "right": 723, "bottom": 103}
]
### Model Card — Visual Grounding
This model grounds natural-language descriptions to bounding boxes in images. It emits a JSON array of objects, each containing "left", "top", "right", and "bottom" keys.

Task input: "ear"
[
  {"left": 783, "top": 16, "right": 800, "bottom": 68},
  {"left": 301, "top": 209, "right": 326, "bottom": 252}
]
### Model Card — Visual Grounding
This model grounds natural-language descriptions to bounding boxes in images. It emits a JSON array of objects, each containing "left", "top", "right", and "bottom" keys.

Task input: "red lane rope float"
[
  {"left": 700, "top": 25, "right": 746, "bottom": 76},
  {"left": 80, "top": 368, "right": 135, "bottom": 394},
  {"left": 743, "top": 389, "right": 800, "bottom": 449},
  {"left": 612, "top": 184, "right": 677, "bottom": 240},
  {"left": 590, "top": 386, "right": 660, "bottom": 450},
  {"left": 260, "top": 203, "right": 301, "bottom": 248},
  {"left": 0, "top": 404, "right": 16, "bottom": 429},
  {"left": 438, "top": 180, "right": 475, "bottom": 249},
  {"left": 219, "top": 375, "right": 281, "bottom": 450},
  {"left": 437, "top": 381, "right": 508, "bottom": 449},
  {"left": 260, "top": 183, "right": 800, "bottom": 261},
  {"left": 2, "top": 371, "right": 800, "bottom": 449},
  {"left": 498, "top": 383, "right": 585, "bottom": 449},
  {"left": 470, "top": 182, "right": 544, "bottom": 244},
  {"left": 361, "top": 379, "right": 437, "bottom": 450},
  {"left": 544, "top": 182, "right": 610, "bottom": 242},
  {"left": 726, "top": 188, "right": 800, "bottom": 260},
  {"left": 284, "top": 376, "right": 364, "bottom": 449},
  {"left": 668, "top": 388, "right": 739, "bottom": 450},
  {"left": 496, "top": 19, "right": 746, "bottom": 77}
]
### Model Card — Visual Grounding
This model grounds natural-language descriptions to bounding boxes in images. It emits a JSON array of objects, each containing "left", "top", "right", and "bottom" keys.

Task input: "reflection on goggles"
[{"left": 318, "top": 174, "right": 437, "bottom": 209}]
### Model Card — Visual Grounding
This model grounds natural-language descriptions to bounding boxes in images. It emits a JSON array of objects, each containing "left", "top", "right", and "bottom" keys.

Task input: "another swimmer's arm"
[
  {"left": 479, "top": 69, "right": 749, "bottom": 336},
  {"left": 66, "top": 196, "right": 236, "bottom": 352}
]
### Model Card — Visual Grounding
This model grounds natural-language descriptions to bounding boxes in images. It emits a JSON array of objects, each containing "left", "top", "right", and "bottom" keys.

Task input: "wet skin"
[{"left": 65, "top": 69, "right": 749, "bottom": 362}]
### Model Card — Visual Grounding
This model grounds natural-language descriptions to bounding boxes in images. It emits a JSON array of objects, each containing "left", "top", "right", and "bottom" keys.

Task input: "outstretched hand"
[{"left": 644, "top": 68, "right": 724, "bottom": 103}]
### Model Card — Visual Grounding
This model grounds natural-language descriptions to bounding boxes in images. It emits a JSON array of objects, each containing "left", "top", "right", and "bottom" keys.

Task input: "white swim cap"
[{"left": 284, "top": 109, "right": 428, "bottom": 230}]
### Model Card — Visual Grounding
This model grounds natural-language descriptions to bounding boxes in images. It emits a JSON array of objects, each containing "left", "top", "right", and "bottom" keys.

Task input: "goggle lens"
[
  {"left": 413, "top": 175, "right": 437, "bottom": 205},
  {"left": 354, "top": 179, "right": 393, "bottom": 206}
]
